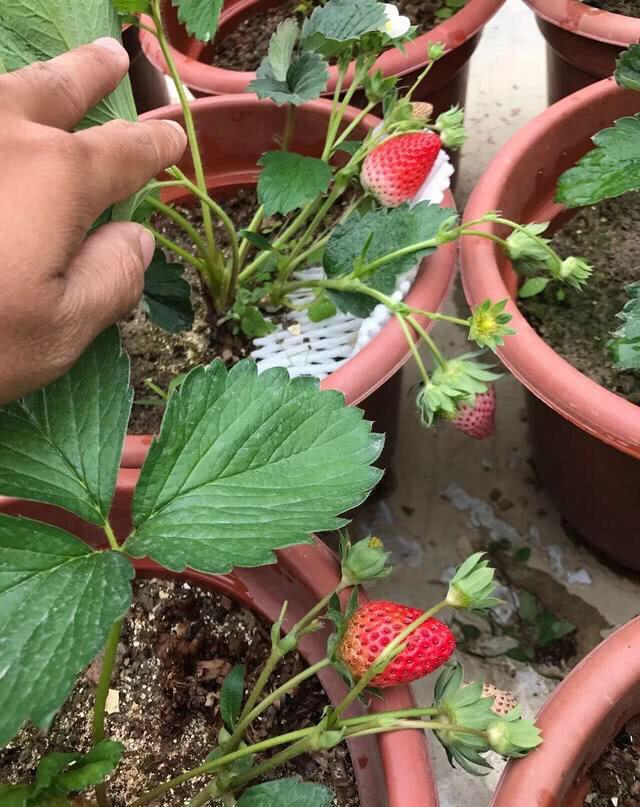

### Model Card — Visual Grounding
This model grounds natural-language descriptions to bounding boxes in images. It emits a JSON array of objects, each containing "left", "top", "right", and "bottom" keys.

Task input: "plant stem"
[
  {"left": 331, "top": 101, "right": 376, "bottom": 153},
  {"left": 282, "top": 105, "right": 296, "bottom": 151},
  {"left": 359, "top": 237, "right": 440, "bottom": 276},
  {"left": 331, "top": 599, "right": 448, "bottom": 720},
  {"left": 151, "top": 0, "right": 223, "bottom": 296},
  {"left": 407, "top": 315, "right": 447, "bottom": 370},
  {"left": 146, "top": 196, "right": 210, "bottom": 263},
  {"left": 404, "top": 57, "right": 436, "bottom": 102},
  {"left": 395, "top": 314, "right": 430, "bottom": 386},
  {"left": 92, "top": 619, "right": 123, "bottom": 807},
  {"left": 237, "top": 206, "right": 265, "bottom": 266},
  {"left": 224, "top": 738, "right": 312, "bottom": 793},
  {"left": 147, "top": 227, "right": 205, "bottom": 271},
  {"left": 103, "top": 521, "right": 120, "bottom": 552},
  {"left": 492, "top": 216, "right": 563, "bottom": 275},
  {"left": 226, "top": 658, "right": 331, "bottom": 750}
]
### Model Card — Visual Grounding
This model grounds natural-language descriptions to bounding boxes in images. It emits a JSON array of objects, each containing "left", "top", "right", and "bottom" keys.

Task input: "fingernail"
[
  {"left": 138, "top": 229, "right": 156, "bottom": 267},
  {"left": 93, "top": 37, "right": 129, "bottom": 66}
]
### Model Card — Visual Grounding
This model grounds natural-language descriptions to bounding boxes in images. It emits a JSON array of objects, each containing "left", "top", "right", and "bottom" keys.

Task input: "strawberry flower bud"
[
  {"left": 381, "top": 3, "right": 411, "bottom": 38},
  {"left": 435, "top": 106, "right": 467, "bottom": 150},
  {"left": 341, "top": 536, "right": 392, "bottom": 584},
  {"left": 446, "top": 552, "right": 501, "bottom": 612},
  {"left": 505, "top": 222, "right": 553, "bottom": 274},
  {"left": 558, "top": 255, "right": 592, "bottom": 289},
  {"left": 428, "top": 41, "right": 446, "bottom": 60}
]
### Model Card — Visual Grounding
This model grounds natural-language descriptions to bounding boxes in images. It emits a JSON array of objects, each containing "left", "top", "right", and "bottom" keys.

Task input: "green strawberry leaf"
[
  {"left": 616, "top": 44, "right": 640, "bottom": 91},
  {"left": 238, "top": 230, "right": 277, "bottom": 253},
  {"left": 0, "top": 0, "right": 136, "bottom": 128},
  {"left": 113, "top": 0, "right": 151, "bottom": 12},
  {"left": 269, "top": 18, "right": 299, "bottom": 81},
  {"left": 556, "top": 114, "right": 640, "bottom": 207},
  {"left": 220, "top": 665, "right": 245, "bottom": 731},
  {"left": 0, "top": 327, "right": 131, "bottom": 525},
  {"left": 0, "top": 785, "right": 33, "bottom": 805},
  {"left": 250, "top": 50, "right": 329, "bottom": 106},
  {"left": 324, "top": 202, "right": 454, "bottom": 317},
  {"left": 238, "top": 779, "right": 333, "bottom": 806},
  {"left": 31, "top": 741, "right": 124, "bottom": 797},
  {"left": 171, "top": 0, "right": 223, "bottom": 43},
  {"left": 142, "top": 248, "right": 194, "bottom": 334},
  {"left": 0, "top": 517, "right": 133, "bottom": 745},
  {"left": 126, "top": 360, "right": 382, "bottom": 573},
  {"left": 609, "top": 280, "right": 640, "bottom": 370},
  {"left": 258, "top": 152, "right": 332, "bottom": 216},
  {"left": 518, "top": 277, "right": 550, "bottom": 298},
  {"left": 308, "top": 295, "right": 337, "bottom": 322},
  {"left": 302, "top": 0, "right": 386, "bottom": 57},
  {"left": 239, "top": 305, "right": 275, "bottom": 339}
]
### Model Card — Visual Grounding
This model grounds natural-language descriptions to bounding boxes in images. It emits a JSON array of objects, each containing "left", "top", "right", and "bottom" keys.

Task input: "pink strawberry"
[
  {"left": 449, "top": 387, "right": 496, "bottom": 440},
  {"left": 338, "top": 600, "right": 456, "bottom": 688},
  {"left": 361, "top": 132, "right": 442, "bottom": 207}
]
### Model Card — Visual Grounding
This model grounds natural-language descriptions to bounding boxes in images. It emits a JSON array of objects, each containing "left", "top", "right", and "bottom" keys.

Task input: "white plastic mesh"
[{"left": 251, "top": 151, "right": 454, "bottom": 380}]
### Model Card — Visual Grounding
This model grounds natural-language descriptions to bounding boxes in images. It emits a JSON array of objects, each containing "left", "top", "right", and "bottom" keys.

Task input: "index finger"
[{"left": 2, "top": 38, "right": 130, "bottom": 131}]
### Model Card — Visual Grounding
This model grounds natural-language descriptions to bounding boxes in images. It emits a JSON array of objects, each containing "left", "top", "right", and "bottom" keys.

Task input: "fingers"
[
  {"left": 60, "top": 222, "right": 155, "bottom": 344},
  {"left": 75, "top": 118, "right": 187, "bottom": 218},
  {"left": 2, "top": 38, "right": 130, "bottom": 131}
]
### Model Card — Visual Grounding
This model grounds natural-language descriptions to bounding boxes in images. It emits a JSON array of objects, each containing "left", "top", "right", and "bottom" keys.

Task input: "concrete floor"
[{"left": 349, "top": 1, "right": 640, "bottom": 804}]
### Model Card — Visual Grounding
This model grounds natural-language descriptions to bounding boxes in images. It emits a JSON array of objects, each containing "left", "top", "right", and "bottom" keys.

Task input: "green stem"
[
  {"left": 405, "top": 58, "right": 436, "bottom": 102},
  {"left": 92, "top": 619, "right": 123, "bottom": 807},
  {"left": 332, "top": 599, "right": 448, "bottom": 720},
  {"left": 225, "top": 738, "right": 311, "bottom": 793},
  {"left": 147, "top": 196, "right": 210, "bottom": 263},
  {"left": 344, "top": 707, "right": 439, "bottom": 726},
  {"left": 459, "top": 229, "right": 511, "bottom": 250},
  {"left": 150, "top": 0, "right": 222, "bottom": 295},
  {"left": 492, "top": 216, "right": 563, "bottom": 275},
  {"left": 144, "top": 379, "right": 168, "bottom": 401},
  {"left": 321, "top": 63, "right": 349, "bottom": 161},
  {"left": 132, "top": 729, "right": 314, "bottom": 806},
  {"left": 147, "top": 227, "right": 205, "bottom": 272},
  {"left": 406, "top": 315, "right": 447, "bottom": 371},
  {"left": 237, "top": 206, "right": 265, "bottom": 267},
  {"left": 332, "top": 101, "right": 376, "bottom": 152},
  {"left": 103, "top": 521, "right": 120, "bottom": 552},
  {"left": 395, "top": 314, "right": 430, "bottom": 386},
  {"left": 282, "top": 105, "right": 296, "bottom": 151},
  {"left": 359, "top": 237, "right": 440, "bottom": 277}
]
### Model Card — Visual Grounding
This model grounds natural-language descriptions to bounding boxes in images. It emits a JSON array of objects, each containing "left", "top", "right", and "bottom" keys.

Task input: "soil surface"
[
  {"left": 584, "top": 716, "right": 640, "bottom": 805},
  {"left": 519, "top": 193, "right": 640, "bottom": 403},
  {"left": 123, "top": 190, "right": 261, "bottom": 434},
  {"left": 582, "top": 0, "right": 640, "bottom": 17},
  {"left": 210, "top": 0, "right": 455, "bottom": 72},
  {"left": 0, "top": 578, "right": 359, "bottom": 807}
]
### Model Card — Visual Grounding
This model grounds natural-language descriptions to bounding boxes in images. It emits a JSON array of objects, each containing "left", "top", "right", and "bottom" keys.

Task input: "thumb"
[{"left": 63, "top": 221, "right": 155, "bottom": 340}]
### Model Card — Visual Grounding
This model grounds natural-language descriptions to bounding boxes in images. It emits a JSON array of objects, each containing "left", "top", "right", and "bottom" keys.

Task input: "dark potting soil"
[
  {"left": 0, "top": 578, "right": 360, "bottom": 807},
  {"left": 519, "top": 193, "right": 640, "bottom": 404},
  {"left": 582, "top": 0, "right": 640, "bottom": 18},
  {"left": 122, "top": 189, "right": 261, "bottom": 435},
  {"left": 210, "top": 0, "right": 454, "bottom": 73},
  {"left": 583, "top": 716, "right": 640, "bottom": 806}
]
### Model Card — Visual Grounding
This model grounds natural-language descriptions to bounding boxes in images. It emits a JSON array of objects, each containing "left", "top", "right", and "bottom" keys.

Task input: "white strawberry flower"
[{"left": 382, "top": 4, "right": 411, "bottom": 38}]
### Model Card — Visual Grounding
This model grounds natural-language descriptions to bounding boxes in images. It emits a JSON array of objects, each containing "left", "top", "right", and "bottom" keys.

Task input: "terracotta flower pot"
[
  {"left": 121, "top": 94, "right": 457, "bottom": 469},
  {"left": 121, "top": 25, "right": 170, "bottom": 113},
  {"left": 491, "top": 616, "right": 640, "bottom": 806},
  {"left": 0, "top": 469, "right": 439, "bottom": 807},
  {"left": 460, "top": 77, "right": 640, "bottom": 569},
  {"left": 524, "top": 0, "right": 640, "bottom": 103},
  {"left": 139, "top": 0, "right": 505, "bottom": 117}
]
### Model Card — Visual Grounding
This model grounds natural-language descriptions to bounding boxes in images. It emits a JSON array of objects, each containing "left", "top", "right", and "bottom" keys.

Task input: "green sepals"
[
  {"left": 616, "top": 44, "right": 640, "bottom": 91},
  {"left": 428, "top": 41, "right": 447, "bottom": 60},
  {"left": 446, "top": 553, "right": 501, "bottom": 612},
  {"left": 363, "top": 69, "right": 398, "bottom": 104},
  {"left": 505, "top": 222, "right": 553, "bottom": 275},
  {"left": 487, "top": 708, "right": 542, "bottom": 758},
  {"left": 142, "top": 248, "right": 194, "bottom": 333},
  {"left": 467, "top": 299, "right": 515, "bottom": 351},
  {"left": 341, "top": 535, "right": 392, "bottom": 584},
  {"left": 432, "top": 662, "right": 496, "bottom": 776},
  {"left": 171, "top": 0, "right": 223, "bottom": 43},
  {"left": 609, "top": 280, "right": 640, "bottom": 370},
  {"left": 556, "top": 114, "right": 640, "bottom": 208},
  {"left": 558, "top": 256, "right": 593, "bottom": 290},
  {"left": 250, "top": 50, "right": 329, "bottom": 106},
  {"left": 308, "top": 295, "right": 338, "bottom": 322},
  {"left": 3, "top": 742, "right": 124, "bottom": 804},
  {"left": 302, "top": 0, "right": 387, "bottom": 57},
  {"left": 326, "top": 587, "right": 359, "bottom": 688},
  {"left": 220, "top": 665, "right": 245, "bottom": 731},
  {"left": 258, "top": 151, "right": 332, "bottom": 216},
  {"left": 435, "top": 105, "right": 466, "bottom": 150},
  {"left": 415, "top": 354, "right": 500, "bottom": 427},
  {"left": 237, "top": 778, "right": 334, "bottom": 807}
]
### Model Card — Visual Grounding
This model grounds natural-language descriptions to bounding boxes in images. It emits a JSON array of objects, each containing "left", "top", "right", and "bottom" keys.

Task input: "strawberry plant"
[
  {"left": 0, "top": 0, "right": 585, "bottom": 438},
  {"left": 501, "top": 44, "right": 640, "bottom": 376},
  {"left": 0, "top": 341, "right": 542, "bottom": 804}
]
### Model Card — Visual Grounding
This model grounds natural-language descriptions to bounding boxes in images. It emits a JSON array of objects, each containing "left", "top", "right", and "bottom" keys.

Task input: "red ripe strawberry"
[
  {"left": 361, "top": 132, "right": 442, "bottom": 207},
  {"left": 449, "top": 387, "right": 496, "bottom": 440},
  {"left": 338, "top": 600, "right": 455, "bottom": 688}
]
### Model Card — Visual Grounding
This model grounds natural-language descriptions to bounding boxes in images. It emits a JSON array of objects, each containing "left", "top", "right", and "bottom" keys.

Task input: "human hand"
[{"left": 0, "top": 37, "right": 186, "bottom": 403}]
